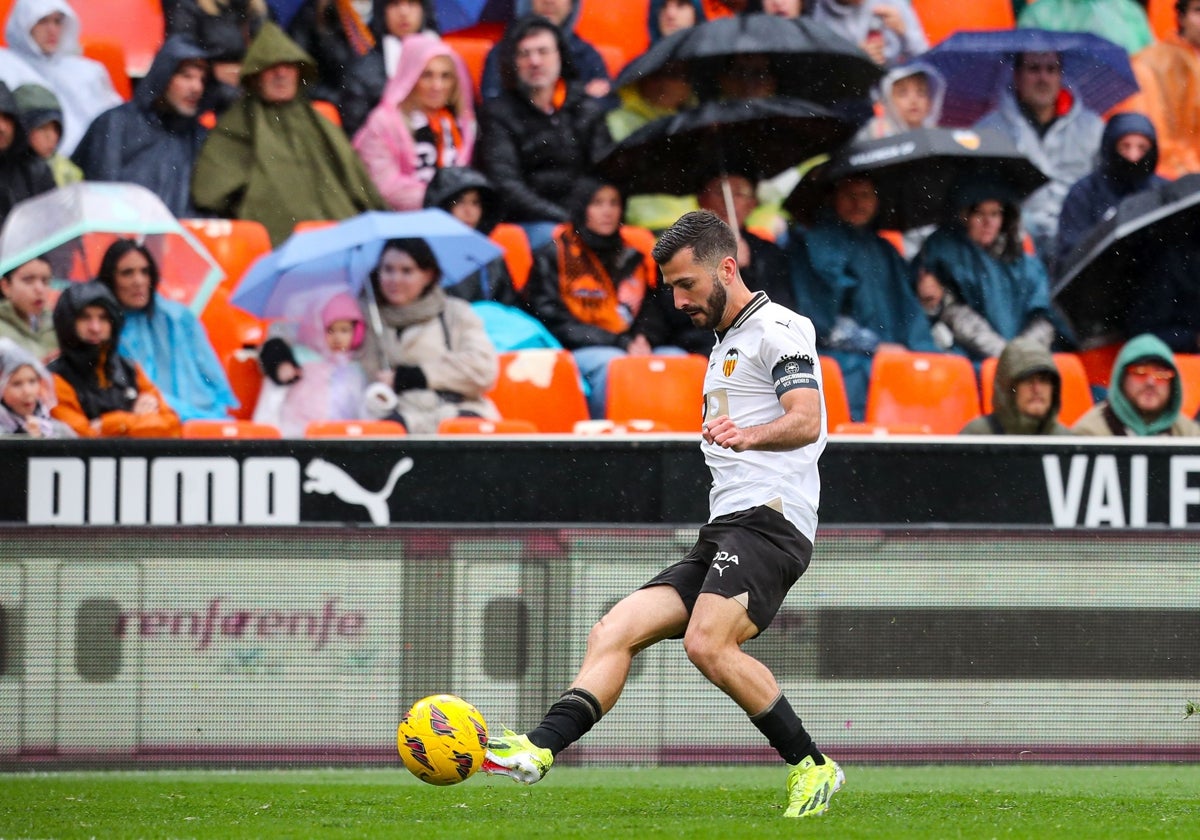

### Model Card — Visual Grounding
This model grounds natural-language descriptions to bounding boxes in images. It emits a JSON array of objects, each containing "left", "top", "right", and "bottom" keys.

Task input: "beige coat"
[{"left": 361, "top": 288, "right": 498, "bottom": 433}]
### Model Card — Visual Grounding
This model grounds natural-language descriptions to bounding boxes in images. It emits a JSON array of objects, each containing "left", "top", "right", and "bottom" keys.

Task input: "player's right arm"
[{"left": 703, "top": 386, "right": 820, "bottom": 452}]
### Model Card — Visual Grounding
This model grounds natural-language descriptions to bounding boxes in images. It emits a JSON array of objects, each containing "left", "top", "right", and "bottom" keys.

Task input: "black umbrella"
[
  {"left": 1052, "top": 174, "right": 1200, "bottom": 346},
  {"left": 614, "top": 13, "right": 882, "bottom": 108},
  {"left": 595, "top": 97, "right": 859, "bottom": 198},
  {"left": 783, "top": 127, "right": 1050, "bottom": 230}
]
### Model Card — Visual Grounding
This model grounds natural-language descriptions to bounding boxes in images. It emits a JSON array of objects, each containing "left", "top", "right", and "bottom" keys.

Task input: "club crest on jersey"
[{"left": 722, "top": 349, "right": 739, "bottom": 377}]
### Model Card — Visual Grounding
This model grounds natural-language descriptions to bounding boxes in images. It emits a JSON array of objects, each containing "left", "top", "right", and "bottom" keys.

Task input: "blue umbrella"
[
  {"left": 266, "top": 0, "right": 307, "bottom": 29},
  {"left": 436, "top": 0, "right": 515, "bottom": 32},
  {"left": 923, "top": 29, "right": 1138, "bottom": 128},
  {"left": 230, "top": 209, "right": 503, "bottom": 318}
]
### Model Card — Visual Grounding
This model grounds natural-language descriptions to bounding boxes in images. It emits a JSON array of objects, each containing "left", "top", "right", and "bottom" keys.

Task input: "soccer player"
[{"left": 484, "top": 210, "right": 844, "bottom": 818}]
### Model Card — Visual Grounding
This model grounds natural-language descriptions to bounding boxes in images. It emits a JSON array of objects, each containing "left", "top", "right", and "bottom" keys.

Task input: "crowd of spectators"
[{"left": 0, "top": 0, "right": 1196, "bottom": 439}]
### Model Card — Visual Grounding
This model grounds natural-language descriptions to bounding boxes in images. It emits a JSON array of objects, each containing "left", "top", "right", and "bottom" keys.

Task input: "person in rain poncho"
[
  {"left": 0, "top": 336, "right": 73, "bottom": 436},
  {"left": 1054, "top": 111, "right": 1167, "bottom": 273},
  {"left": 353, "top": 32, "right": 476, "bottom": 211},
  {"left": 253, "top": 291, "right": 370, "bottom": 437},
  {"left": 811, "top": 0, "right": 928, "bottom": 68},
  {"left": 961, "top": 336, "right": 1073, "bottom": 435},
  {"left": 914, "top": 177, "right": 1058, "bottom": 362},
  {"left": 856, "top": 61, "right": 945, "bottom": 141},
  {"left": 191, "top": 21, "right": 385, "bottom": 246},
  {"left": 789, "top": 172, "right": 937, "bottom": 421},
  {"left": 95, "top": 238, "right": 238, "bottom": 422},
  {"left": 1017, "top": 0, "right": 1152, "bottom": 56},
  {"left": 0, "top": 0, "right": 122, "bottom": 155},
  {"left": 72, "top": 36, "right": 211, "bottom": 218}
]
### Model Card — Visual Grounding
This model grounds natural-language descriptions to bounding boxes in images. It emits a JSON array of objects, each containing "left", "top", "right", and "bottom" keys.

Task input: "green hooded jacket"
[
  {"left": 961, "top": 337, "right": 1073, "bottom": 435},
  {"left": 1072, "top": 333, "right": 1200, "bottom": 436},
  {"left": 191, "top": 21, "right": 384, "bottom": 245}
]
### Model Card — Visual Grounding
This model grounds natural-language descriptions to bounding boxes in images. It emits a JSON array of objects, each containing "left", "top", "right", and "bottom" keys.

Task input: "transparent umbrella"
[{"left": 0, "top": 182, "right": 224, "bottom": 314}]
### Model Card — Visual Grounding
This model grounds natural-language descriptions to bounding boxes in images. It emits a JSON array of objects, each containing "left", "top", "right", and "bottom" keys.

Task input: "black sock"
[
  {"left": 750, "top": 693, "right": 823, "bottom": 766},
  {"left": 526, "top": 687, "right": 603, "bottom": 755}
]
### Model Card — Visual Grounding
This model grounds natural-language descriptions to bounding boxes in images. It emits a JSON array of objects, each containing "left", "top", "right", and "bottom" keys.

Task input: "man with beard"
[
  {"left": 484, "top": 211, "right": 845, "bottom": 820},
  {"left": 1073, "top": 333, "right": 1200, "bottom": 436},
  {"left": 72, "top": 36, "right": 211, "bottom": 217}
]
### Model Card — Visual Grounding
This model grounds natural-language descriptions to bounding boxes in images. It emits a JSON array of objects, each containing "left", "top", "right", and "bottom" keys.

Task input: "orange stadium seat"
[
  {"left": 911, "top": 0, "right": 1016, "bottom": 47},
  {"left": 866, "top": 350, "right": 981, "bottom": 434},
  {"left": 305, "top": 420, "right": 408, "bottom": 437},
  {"left": 182, "top": 419, "right": 281, "bottom": 439},
  {"left": 442, "top": 34, "right": 495, "bottom": 101},
  {"left": 575, "top": 0, "right": 650, "bottom": 70},
  {"left": 606, "top": 354, "right": 708, "bottom": 432},
  {"left": 979, "top": 352, "right": 1094, "bottom": 426},
  {"left": 311, "top": 99, "right": 342, "bottom": 127},
  {"left": 199, "top": 286, "right": 268, "bottom": 420},
  {"left": 72, "top": 0, "right": 164, "bottom": 78},
  {"left": 1148, "top": 0, "right": 1178, "bottom": 41},
  {"left": 181, "top": 218, "right": 272, "bottom": 295},
  {"left": 821, "top": 356, "right": 852, "bottom": 431},
  {"left": 293, "top": 220, "right": 337, "bottom": 234},
  {"left": 80, "top": 38, "right": 132, "bottom": 100},
  {"left": 437, "top": 417, "right": 540, "bottom": 434},
  {"left": 1077, "top": 342, "right": 1122, "bottom": 389},
  {"left": 490, "top": 223, "right": 533, "bottom": 294},
  {"left": 1176, "top": 354, "right": 1200, "bottom": 419},
  {"left": 833, "top": 421, "right": 933, "bottom": 435},
  {"left": 487, "top": 349, "right": 590, "bottom": 432}
]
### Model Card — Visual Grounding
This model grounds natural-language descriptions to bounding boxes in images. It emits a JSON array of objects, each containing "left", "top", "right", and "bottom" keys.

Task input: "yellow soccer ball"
[{"left": 397, "top": 694, "right": 489, "bottom": 785}]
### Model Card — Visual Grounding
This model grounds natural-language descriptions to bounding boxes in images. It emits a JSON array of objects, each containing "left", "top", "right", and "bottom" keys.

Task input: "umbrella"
[
  {"left": 435, "top": 0, "right": 515, "bottom": 33},
  {"left": 0, "top": 182, "right": 224, "bottom": 314},
  {"left": 614, "top": 13, "right": 882, "bottom": 108},
  {"left": 230, "top": 209, "right": 503, "bottom": 319},
  {"left": 1052, "top": 174, "right": 1200, "bottom": 346},
  {"left": 596, "top": 97, "right": 859, "bottom": 198},
  {"left": 784, "top": 127, "right": 1050, "bottom": 231},
  {"left": 922, "top": 29, "right": 1139, "bottom": 128}
]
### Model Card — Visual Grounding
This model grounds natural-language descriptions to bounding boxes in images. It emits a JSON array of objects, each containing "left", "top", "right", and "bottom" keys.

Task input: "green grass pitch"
[{"left": 3, "top": 765, "right": 1200, "bottom": 838}]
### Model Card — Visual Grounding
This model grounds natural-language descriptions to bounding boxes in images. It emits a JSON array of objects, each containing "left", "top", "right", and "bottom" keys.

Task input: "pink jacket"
[{"left": 352, "top": 34, "right": 477, "bottom": 210}]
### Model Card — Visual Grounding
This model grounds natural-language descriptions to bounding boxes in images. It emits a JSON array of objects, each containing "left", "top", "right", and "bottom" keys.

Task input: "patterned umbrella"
[{"left": 923, "top": 28, "right": 1138, "bottom": 128}]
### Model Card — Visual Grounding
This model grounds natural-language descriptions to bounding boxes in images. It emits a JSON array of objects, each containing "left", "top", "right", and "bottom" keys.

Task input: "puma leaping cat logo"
[{"left": 303, "top": 457, "right": 413, "bottom": 525}]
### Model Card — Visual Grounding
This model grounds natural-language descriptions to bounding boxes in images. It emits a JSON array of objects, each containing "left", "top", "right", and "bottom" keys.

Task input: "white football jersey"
[{"left": 701, "top": 292, "right": 826, "bottom": 542}]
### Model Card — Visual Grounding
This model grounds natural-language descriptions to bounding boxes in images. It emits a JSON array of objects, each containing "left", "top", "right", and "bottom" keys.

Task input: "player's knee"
[
  {"left": 682, "top": 627, "right": 725, "bottom": 677},
  {"left": 586, "top": 614, "right": 625, "bottom": 654}
]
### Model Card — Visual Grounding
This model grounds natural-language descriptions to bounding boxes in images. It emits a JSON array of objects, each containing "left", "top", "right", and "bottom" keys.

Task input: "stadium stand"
[
  {"left": 181, "top": 218, "right": 272, "bottom": 295},
  {"left": 911, "top": 0, "right": 1016, "bottom": 47},
  {"left": 605, "top": 354, "right": 708, "bottom": 431},
  {"left": 489, "top": 222, "right": 534, "bottom": 294},
  {"left": 980, "top": 351, "right": 1094, "bottom": 425},
  {"left": 575, "top": 0, "right": 651, "bottom": 70},
  {"left": 305, "top": 420, "right": 409, "bottom": 437},
  {"left": 437, "top": 417, "right": 540, "bottom": 434},
  {"left": 71, "top": 0, "right": 165, "bottom": 78},
  {"left": 487, "top": 349, "right": 590, "bottom": 433},
  {"left": 865, "top": 350, "right": 981, "bottom": 434},
  {"left": 181, "top": 419, "right": 282, "bottom": 439},
  {"left": 1176, "top": 354, "right": 1200, "bottom": 419},
  {"left": 80, "top": 38, "right": 131, "bottom": 100},
  {"left": 821, "top": 356, "right": 853, "bottom": 432}
]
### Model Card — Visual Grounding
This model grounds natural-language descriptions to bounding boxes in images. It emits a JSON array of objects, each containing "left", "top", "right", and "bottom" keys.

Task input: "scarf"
[
  {"left": 379, "top": 284, "right": 448, "bottom": 331},
  {"left": 554, "top": 227, "right": 643, "bottom": 334},
  {"left": 334, "top": 0, "right": 374, "bottom": 56}
]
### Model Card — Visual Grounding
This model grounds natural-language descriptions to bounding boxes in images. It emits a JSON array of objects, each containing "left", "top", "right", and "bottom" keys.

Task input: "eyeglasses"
[{"left": 1126, "top": 365, "right": 1176, "bottom": 382}]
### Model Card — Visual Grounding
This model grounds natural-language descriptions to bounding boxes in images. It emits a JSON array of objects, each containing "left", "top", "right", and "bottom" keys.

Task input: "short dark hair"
[{"left": 652, "top": 210, "right": 737, "bottom": 268}]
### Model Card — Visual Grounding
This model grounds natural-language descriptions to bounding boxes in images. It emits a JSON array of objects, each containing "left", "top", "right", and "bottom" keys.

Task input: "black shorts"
[{"left": 639, "top": 504, "right": 813, "bottom": 637}]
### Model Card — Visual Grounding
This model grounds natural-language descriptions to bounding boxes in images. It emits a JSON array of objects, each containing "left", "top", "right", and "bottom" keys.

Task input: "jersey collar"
[{"left": 716, "top": 291, "right": 770, "bottom": 340}]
